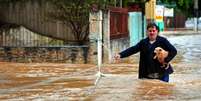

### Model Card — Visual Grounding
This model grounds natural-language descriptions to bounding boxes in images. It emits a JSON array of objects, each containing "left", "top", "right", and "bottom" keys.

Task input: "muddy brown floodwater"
[{"left": 0, "top": 34, "right": 201, "bottom": 101}]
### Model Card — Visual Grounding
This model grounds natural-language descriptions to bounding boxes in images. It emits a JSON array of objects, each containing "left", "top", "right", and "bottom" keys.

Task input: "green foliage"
[
  {"left": 0, "top": 0, "right": 32, "bottom": 4},
  {"left": 0, "top": 0, "right": 45, "bottom": 7},
  {"left": 122, "top": 0, "right": 150, "bottom": 7},
  {"left": 161, "top": 0, "right": 193, "bottom": 16}
]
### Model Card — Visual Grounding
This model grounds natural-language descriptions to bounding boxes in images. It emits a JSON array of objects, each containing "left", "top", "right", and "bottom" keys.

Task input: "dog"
[{"left": 153, "top": 47, "right": 169, "bottom": 69}]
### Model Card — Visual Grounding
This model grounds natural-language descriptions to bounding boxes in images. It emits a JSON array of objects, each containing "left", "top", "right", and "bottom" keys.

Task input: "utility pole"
[
  {"left": 119, "top": 0, "right": 122, "bottom": 8},
  {"left": 194, "top": 0, "right": 198, "bottom": 32}
]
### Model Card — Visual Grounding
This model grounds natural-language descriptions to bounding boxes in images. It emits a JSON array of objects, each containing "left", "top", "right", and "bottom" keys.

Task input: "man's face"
[{"left": 147, "top": 27, "right": 158, "bottom": 41}]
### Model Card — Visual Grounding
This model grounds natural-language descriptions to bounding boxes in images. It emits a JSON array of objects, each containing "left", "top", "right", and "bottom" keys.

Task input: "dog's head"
[
  {"left": 153, "top": 47, "right": 164, "bottom": 59},
  {"left": 153, "top": 47, "right": 169, "bottom": 68},
  {"left": 154, "top": 47, "right": 163, "bottom": 54}
]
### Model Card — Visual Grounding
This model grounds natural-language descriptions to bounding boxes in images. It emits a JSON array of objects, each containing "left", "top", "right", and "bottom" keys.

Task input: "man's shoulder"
[
  {"left": 141, "top": 37, "right": 149, "bottom": 42},
  {"left": 157, "top": 36, "right": 167, "bottom": 41},
  {"left": 139, "top": 38, "right": 149, "bottom": 44}
]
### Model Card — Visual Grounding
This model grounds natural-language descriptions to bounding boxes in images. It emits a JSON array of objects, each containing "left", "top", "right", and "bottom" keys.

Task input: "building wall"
[{"left": 145, "top": 0, "right": 156, "bottom": 21}]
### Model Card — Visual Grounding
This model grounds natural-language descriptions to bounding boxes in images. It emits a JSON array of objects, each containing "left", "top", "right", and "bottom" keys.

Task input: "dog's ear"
[
  {"left": 154, "top": 50, "right": 157, "bottom": 53},
  {"left": 153, "top": 55, "right": 157, "bottom": 59},
  {"left": 154, "top": 48, "right": 158, "bottom": 53}
]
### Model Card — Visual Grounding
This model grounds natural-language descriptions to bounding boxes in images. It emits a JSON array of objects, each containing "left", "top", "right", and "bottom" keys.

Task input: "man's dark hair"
[{"left": 147, "top": 22, "right": 160, "bottom": 32}]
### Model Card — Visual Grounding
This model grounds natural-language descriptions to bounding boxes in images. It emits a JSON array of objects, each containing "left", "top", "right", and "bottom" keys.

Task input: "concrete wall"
[{"left": 0, "top": 47, "right": 90, "bottom": 63}]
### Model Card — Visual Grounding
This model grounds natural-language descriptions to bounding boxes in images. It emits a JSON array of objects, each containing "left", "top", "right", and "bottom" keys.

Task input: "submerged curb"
[{"left": 160, "top": 31, "right": 201, "bottom": 35}]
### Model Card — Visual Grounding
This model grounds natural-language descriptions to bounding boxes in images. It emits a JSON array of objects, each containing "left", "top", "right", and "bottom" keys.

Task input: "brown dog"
[{"left": 153, "top": 47, "right": 169, "bottom": 69}]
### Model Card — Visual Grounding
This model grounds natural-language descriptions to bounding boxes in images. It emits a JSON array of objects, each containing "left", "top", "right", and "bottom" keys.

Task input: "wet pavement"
[{"left": 1, "top": 34, "right": 201, "bottom": 101}]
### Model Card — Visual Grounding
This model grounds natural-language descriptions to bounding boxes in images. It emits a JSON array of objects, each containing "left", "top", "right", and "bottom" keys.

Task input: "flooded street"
[{"left": 1, "top": 34, "right": 201, "bottom": 101}]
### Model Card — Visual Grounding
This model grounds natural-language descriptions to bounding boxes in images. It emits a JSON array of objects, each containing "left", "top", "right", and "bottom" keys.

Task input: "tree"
[
  {"left": 47, "top": 0, "right": 116, "bottom": 44},
  {"left": 160, "top": 0, "right": 193, "bottom": 16}
]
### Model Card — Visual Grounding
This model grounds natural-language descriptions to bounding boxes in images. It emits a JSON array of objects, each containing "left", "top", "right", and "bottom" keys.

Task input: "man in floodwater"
[{"left": 114, "top": 23, "right": 177, "bottom": 82}]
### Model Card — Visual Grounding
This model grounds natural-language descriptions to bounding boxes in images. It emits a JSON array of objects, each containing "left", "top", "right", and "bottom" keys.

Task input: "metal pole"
[
  {"left": 97, "top": 11, "right": 103, "bottom": 72},
  {"left": 95, "top": 11, "right": 105, "bottom": 85},
  {"left": 120, "top": 0, "right": 122, "bottom": 8},
  {"left": 194, "top": 0, "right": 198, "bottom": 32}
]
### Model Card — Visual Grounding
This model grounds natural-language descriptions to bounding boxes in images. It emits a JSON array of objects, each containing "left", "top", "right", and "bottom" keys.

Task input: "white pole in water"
[
  {"left": 95, "top": 11, "right": 105, "bottom": 85},
  {"left": 194, "top": 0, "right": 198, "bottom": 32},
  {"left": 98, "top": 11, "right": 102, "bottom": 73}
]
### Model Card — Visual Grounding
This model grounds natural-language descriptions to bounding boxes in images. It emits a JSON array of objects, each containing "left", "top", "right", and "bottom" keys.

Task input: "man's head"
[{"left": 147, "top": 23, "right": 159, "bottom": 41}]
